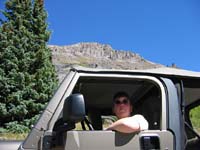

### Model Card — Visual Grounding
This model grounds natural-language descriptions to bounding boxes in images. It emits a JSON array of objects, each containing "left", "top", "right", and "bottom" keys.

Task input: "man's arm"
[{"left": 106, "top": 115, "right": 148, "bottom": 133}]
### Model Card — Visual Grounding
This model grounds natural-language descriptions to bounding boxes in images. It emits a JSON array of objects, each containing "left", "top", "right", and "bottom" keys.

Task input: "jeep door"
[{"left": 61, "top": 71, "right": 175, "bottom": 150}]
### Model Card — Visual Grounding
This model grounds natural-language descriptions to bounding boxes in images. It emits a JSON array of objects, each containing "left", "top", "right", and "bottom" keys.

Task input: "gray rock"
[{"left": 49, "top": 42, "right": 165, "bottom": 81}]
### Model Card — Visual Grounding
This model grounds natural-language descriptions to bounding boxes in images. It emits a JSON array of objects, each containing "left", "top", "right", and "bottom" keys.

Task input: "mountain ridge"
[{"left": 49, "top": 42, "right": 166, "bottom": 81}]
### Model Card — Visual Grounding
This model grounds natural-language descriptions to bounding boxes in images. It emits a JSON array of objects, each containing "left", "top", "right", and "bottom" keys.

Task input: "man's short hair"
[{"left": 113, "top": 91, "right": 130, "bottom": 101}]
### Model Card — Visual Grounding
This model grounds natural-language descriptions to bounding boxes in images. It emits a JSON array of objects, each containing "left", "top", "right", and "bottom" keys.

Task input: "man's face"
[{"left": 113, "top": 96, "right": 132, "bottom": 119}]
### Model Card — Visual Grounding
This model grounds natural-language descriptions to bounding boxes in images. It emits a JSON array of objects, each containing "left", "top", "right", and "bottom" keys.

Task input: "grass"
[
  {"left": 0, "top": 133, "right": 28, "bottom": 140},
  {"left": 190, "top": 105, "right": 200, "bottom": 134}
]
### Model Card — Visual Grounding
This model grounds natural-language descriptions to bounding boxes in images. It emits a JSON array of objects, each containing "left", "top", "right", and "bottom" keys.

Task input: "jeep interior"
[
  {"left": 52, "top": 75, "right": 163, "bottom": 149},
  {"left": 72, "top": 76, "right": 162, "bottom": 131}
]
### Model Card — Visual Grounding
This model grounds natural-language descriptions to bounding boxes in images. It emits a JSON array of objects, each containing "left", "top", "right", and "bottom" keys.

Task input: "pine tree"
[
  {"left": 26, "top": 0, "right": 58, "bottom": 120},
  {"left": 0, "top": 0, "right": 58, "bottom": 133}
]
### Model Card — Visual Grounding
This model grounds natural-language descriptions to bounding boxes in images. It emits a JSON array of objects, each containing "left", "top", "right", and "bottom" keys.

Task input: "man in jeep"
[{"left": 106, "top": 91, "right": 149, "bottom": 133}]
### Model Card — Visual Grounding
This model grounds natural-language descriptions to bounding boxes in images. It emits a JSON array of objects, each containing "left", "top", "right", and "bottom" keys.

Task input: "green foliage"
[
  {"left": 0, "top": 0, "right": 58, "bottom": 133},
  {"left": 5, "top": 121, "right": 30, "bottom": 134},
  {"left": 0, "top": 127, "right": 8, "bottom": 133},
  {"left": 190, "top": 105, "right": 200, "bottom": 133}
]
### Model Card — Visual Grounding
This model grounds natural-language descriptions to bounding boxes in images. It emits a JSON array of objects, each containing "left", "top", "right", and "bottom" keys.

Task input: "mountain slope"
[{"left": 49, "top": 42, "right": 165, "bottom": 81}]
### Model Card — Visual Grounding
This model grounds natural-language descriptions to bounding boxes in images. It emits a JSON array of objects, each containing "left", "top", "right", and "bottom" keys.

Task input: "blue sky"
[{"left": 1, "top": 0, "right": 200, "bottom": 71}]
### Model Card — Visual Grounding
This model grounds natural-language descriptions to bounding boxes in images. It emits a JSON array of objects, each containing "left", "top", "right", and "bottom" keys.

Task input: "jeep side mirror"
[{"left": 63, "top": 94, "right": 85, "bottom": 123}]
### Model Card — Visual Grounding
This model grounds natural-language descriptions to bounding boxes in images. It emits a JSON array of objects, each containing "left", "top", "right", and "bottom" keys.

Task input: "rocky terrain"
[{"left": 49, "top": 42, "right": 166, "bottom": 81}]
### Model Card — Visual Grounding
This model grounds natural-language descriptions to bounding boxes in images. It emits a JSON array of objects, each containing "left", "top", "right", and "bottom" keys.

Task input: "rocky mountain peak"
[{"left": 49, "top": 42, "right": 165, "bottom": 81}]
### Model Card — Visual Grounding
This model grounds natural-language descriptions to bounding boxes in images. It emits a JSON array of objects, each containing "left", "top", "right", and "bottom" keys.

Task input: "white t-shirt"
[{"left": 131, "top": 114, "right": 149, "bottom": 130}]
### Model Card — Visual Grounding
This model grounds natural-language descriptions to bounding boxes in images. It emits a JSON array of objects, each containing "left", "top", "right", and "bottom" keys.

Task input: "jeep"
[{"left": 1, "top": 66, "right": 200, "bottom": 150}]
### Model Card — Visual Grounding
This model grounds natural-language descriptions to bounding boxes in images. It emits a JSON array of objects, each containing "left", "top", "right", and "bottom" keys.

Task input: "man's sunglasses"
[{"left": 114, "top": 99, "right": 129, "bottom": 105}]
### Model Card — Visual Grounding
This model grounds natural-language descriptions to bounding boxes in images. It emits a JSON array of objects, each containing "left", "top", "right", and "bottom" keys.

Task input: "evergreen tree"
[{"left": 0, "top": 0, "right": 58, "bottom": 133}]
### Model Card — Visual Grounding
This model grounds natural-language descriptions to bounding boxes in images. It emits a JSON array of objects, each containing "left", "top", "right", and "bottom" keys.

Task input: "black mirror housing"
[{"left": 63, "top": 94, "right": 85, "bottom": 123}]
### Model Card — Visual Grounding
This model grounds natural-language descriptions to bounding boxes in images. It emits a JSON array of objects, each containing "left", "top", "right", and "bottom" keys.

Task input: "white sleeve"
[{"left": 132, "top": 114, "right": 149, "bottom": 130}]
